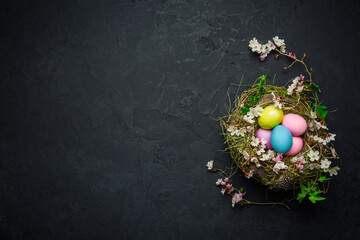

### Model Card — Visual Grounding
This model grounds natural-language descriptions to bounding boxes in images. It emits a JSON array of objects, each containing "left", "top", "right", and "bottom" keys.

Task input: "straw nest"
[{"left": 221, "top": 78, "right": 333, "bottom": 191}]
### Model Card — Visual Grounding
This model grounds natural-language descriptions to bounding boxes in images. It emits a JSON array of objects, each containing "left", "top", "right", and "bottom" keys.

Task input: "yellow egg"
[{"left": 258, "top": 105, "right": 284, "bottom": 129}]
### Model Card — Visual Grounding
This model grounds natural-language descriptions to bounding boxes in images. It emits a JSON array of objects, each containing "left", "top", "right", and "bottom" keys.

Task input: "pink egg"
[
  {"left": 256, "top": 128, "right": 272, "bottom": 149},
  {"left": 281, "top": 114, "right": 307, "bottom": 137},
  {"left": 284, "top": 137, "right": 303, "bottom": 156}
]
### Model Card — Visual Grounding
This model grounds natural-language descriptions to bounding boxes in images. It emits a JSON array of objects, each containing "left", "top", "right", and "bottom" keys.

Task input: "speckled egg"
[
  {"left": 258, "top": 105, "right": 284, "bottom": 129},
  {"left": 281, "top": 114, "right": 307, "bottom": 137},
  {"left": 284, "top": 136, "right": 304, "bottom": 156},
  {"left": 270, "top": 125, "right": 293, "bottom": 153},
  {"left": 256, "top": 128, "right": 272, "bottom": 149}
]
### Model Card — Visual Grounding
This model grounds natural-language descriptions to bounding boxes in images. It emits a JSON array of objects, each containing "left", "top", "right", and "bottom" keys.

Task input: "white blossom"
[
  {"left": 329, "top": 166, "right": 340, "bottom": 176},
  {"left": 247, "top": 105, "right": 263, "bottom": 118},
  {"left": 244, "top": 115, "right": 254, "bottom": 123},
  {"left": 314, "top": 136, "right": 327, "bottom": 146},
  {"left": 287, "top": 84, "right": 295, "bottom": 95},
  {"left": 246, "top": 170, "right": 255, "bottom": 179},
  {"left": 292, "top": 78, "right": 299, "bottom": 85},
  {"left": 256, "top": 147, "right": 265, "bottom": 156},
  {"left": 296, "top": 85, "right": 304, "bottom": 93},
  {"left": 273, "top": 36, "right": 285, "bottom": 47},
  {"left": 309, "top": 163, "right": 321, "bottom": 170},
  {"left": 250, "top": 42, "right": 262, "bottom": 54},
  {"left": 260, "top": 153, "right": 271, "bottom": 161},
  {"left": 248, "top": 37, "right": 258, "bottom": 47},
  {"left": 206, "top": 160, "right": 214, "bottom": 170},
  {"left": 250, "top": 156, "right": 258, "bottom": 163},
  {"left": 250, "top": 136, "right": 260, "bottom": 147},
  {"left": 228, "top": 125, "right": 237, "bottom": 135},
  {"left": 291, "top": 156, "right": 306, "bottom": 165},
  {"left": 259, "top": 138, "right": 267, "bottom": 146},
  {"left": 267, "top": 150, "right": 275, "bottom": 159},
  {"left": 310, "top": 120, "right": 328, "bottom": 131},
  {"left": 216, "top": 179, "right": 223, "bottom": 185},
  {"left": 273, "top": 162, "right": 288, "bottom": 174},
  {"left": 231, "top": 192, "right": 245, "bottom": 207},
  {"left": 308, "top": 121, "right": 315, "bottom": 132},
  {"left": 243, "top": 151, "right": 250, "bottom": 161},
  {"left": 228, "top": 125, "right": 248, "bottom": 137},
  {"left": 310, "top": 111, "right": 317, "bottom": 119},
  {"left": 260, "top": 44, "right": 269, "bottom": 55},
  {"left": 321, "top": 158, "right": 332, "bottom": 170},
  {"left": 249, "top": 38, "right": 261, "bottom": 53},
  {"left": 235, "top": 128, "right": 246, "bottom": 137},
  {"left": 266, "top": 40, "right": 276, "bottom": 51},
  {"left": 291, "top": 156, "right": 306, "bottom": 173},
  {"left": 248, "top": 38, "right": 278, "bottom": 61},
  {"left": 287, "top": 75, "right": 305, "bottom": 95},
  {"left": 326, "top": 133, "right": 336, "bottom": 142},
  {"left": 280, "top": 45, "right": 286, "bottom": 53},
  {"left": 271, "top": 92, "right": 283, "bottom": 109},
  {"left": 244, "top": 126, "right": 253, "bottom": 132},
  {"left": 308, "top": 150, "right": 320, "bottom": 162},
  {"left": 330, "top": 147, "right": 337, "bottom": 158},
  {"left": 274, "top": 101, "right": 282, "bottom": 109},
  {"left": 250, "top": 156, "right": 260, "bottom": 168},
  {"left": 259, "top": 150, "right": 274, "bottom": 161}
]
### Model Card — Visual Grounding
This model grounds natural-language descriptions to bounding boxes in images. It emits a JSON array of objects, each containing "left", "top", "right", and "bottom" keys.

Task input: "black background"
[{"left": 1, "top": 0, "right": 360, "bottom": 239}]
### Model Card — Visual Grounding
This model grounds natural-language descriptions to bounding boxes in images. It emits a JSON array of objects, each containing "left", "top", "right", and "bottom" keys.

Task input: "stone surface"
[{"left": 0, "top": 0, "right": 359, "bottom": 239}]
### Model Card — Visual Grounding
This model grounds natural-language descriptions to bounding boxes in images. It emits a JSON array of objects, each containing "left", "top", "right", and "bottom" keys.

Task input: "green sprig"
[{"left": 297, "top": 177, "right": 329, "bottom": 204}]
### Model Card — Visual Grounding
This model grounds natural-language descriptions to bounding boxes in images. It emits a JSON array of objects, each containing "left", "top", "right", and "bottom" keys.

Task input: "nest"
[{"left": 221, "top": 81, "right": 333, "bottom": 191}]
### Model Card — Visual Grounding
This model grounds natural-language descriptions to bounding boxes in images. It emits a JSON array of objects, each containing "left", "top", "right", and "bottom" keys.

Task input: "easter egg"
[
  {"left": 270, "top": 125, "right": 293, "bottom": 153},
  {"left": 284, "top": 137, "right": 304, "bottom": 156},
  {"left": 281, "top": 114, "right": 307, "bottom": 137},
  {"left": 258, "top": 105, "right": 284, "bottom": 129},
  {"left": 256, "top": 128, "right": 272, "bottom": 149}
]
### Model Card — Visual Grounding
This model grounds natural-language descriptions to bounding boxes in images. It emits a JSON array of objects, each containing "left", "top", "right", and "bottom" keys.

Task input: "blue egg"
[{"left": 270, "top": 125, "right": 293, "bottom": 154}]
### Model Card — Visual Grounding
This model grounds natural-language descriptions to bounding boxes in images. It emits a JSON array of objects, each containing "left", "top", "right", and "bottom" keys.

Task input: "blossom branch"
[
  {"left": 274, "top": 48, "right": 319, "bottom": 90},
  {"left": 207, "top": 160, "right": 291, "bottom": 209}
]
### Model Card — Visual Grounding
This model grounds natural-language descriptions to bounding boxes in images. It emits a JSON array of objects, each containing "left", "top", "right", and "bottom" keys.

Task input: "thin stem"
[
  {"left": 305, "top": 171, "right": 319, "bottom": 196},
  {"left": 214, "top": 168, "right": 228, "bottom": 176},
  {"left": 274, "top": 49, "right": 319, "bottom": 90},
  {"left": 242, "top": 199, "right": 291, "bottom": 210}
]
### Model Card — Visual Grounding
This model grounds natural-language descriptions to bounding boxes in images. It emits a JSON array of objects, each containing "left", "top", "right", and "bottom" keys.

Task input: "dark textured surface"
[{"left": 1, "top": 0, "right": 360, "bottom": 239}]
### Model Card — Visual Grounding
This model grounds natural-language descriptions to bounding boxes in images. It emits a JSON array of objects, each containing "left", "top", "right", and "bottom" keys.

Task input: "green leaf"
[
  {"left": 249, "top": 95, "right": 255, "bottom": 105},
  {"left": 297, "top": 193, "right": 306, "bottom": 203},
  {"left": 300, "top": 184, "right": 307, "bottom": 194},
  {"left": 256, "top": 75, "right": 266, "bottom": 97},
  {"left": 305, "top": 84, "right": 321, "bottom": 92},
  {"left": 308, "top": 195, "right": 326, "bottom": 203},
  {"left": 308, "top": 195, "right": 317, "bottom": 203},
  {"left": 311, "top": 191, "right": 323, "bottom": 196},
  {"left": 240, "top": 108, "right": 249, "bottom": 115},
  {"left": 317, "top": 176, "right": 330, "bottom": 182},
  {"left": 240, "top": 104, "right": 250, "bottom": 115},
  {"left": 316, "top": 105, "right": 328, "bottom": 118},
  {"left": 297, "top": 184, "right": 308, "bottom": 203}
]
